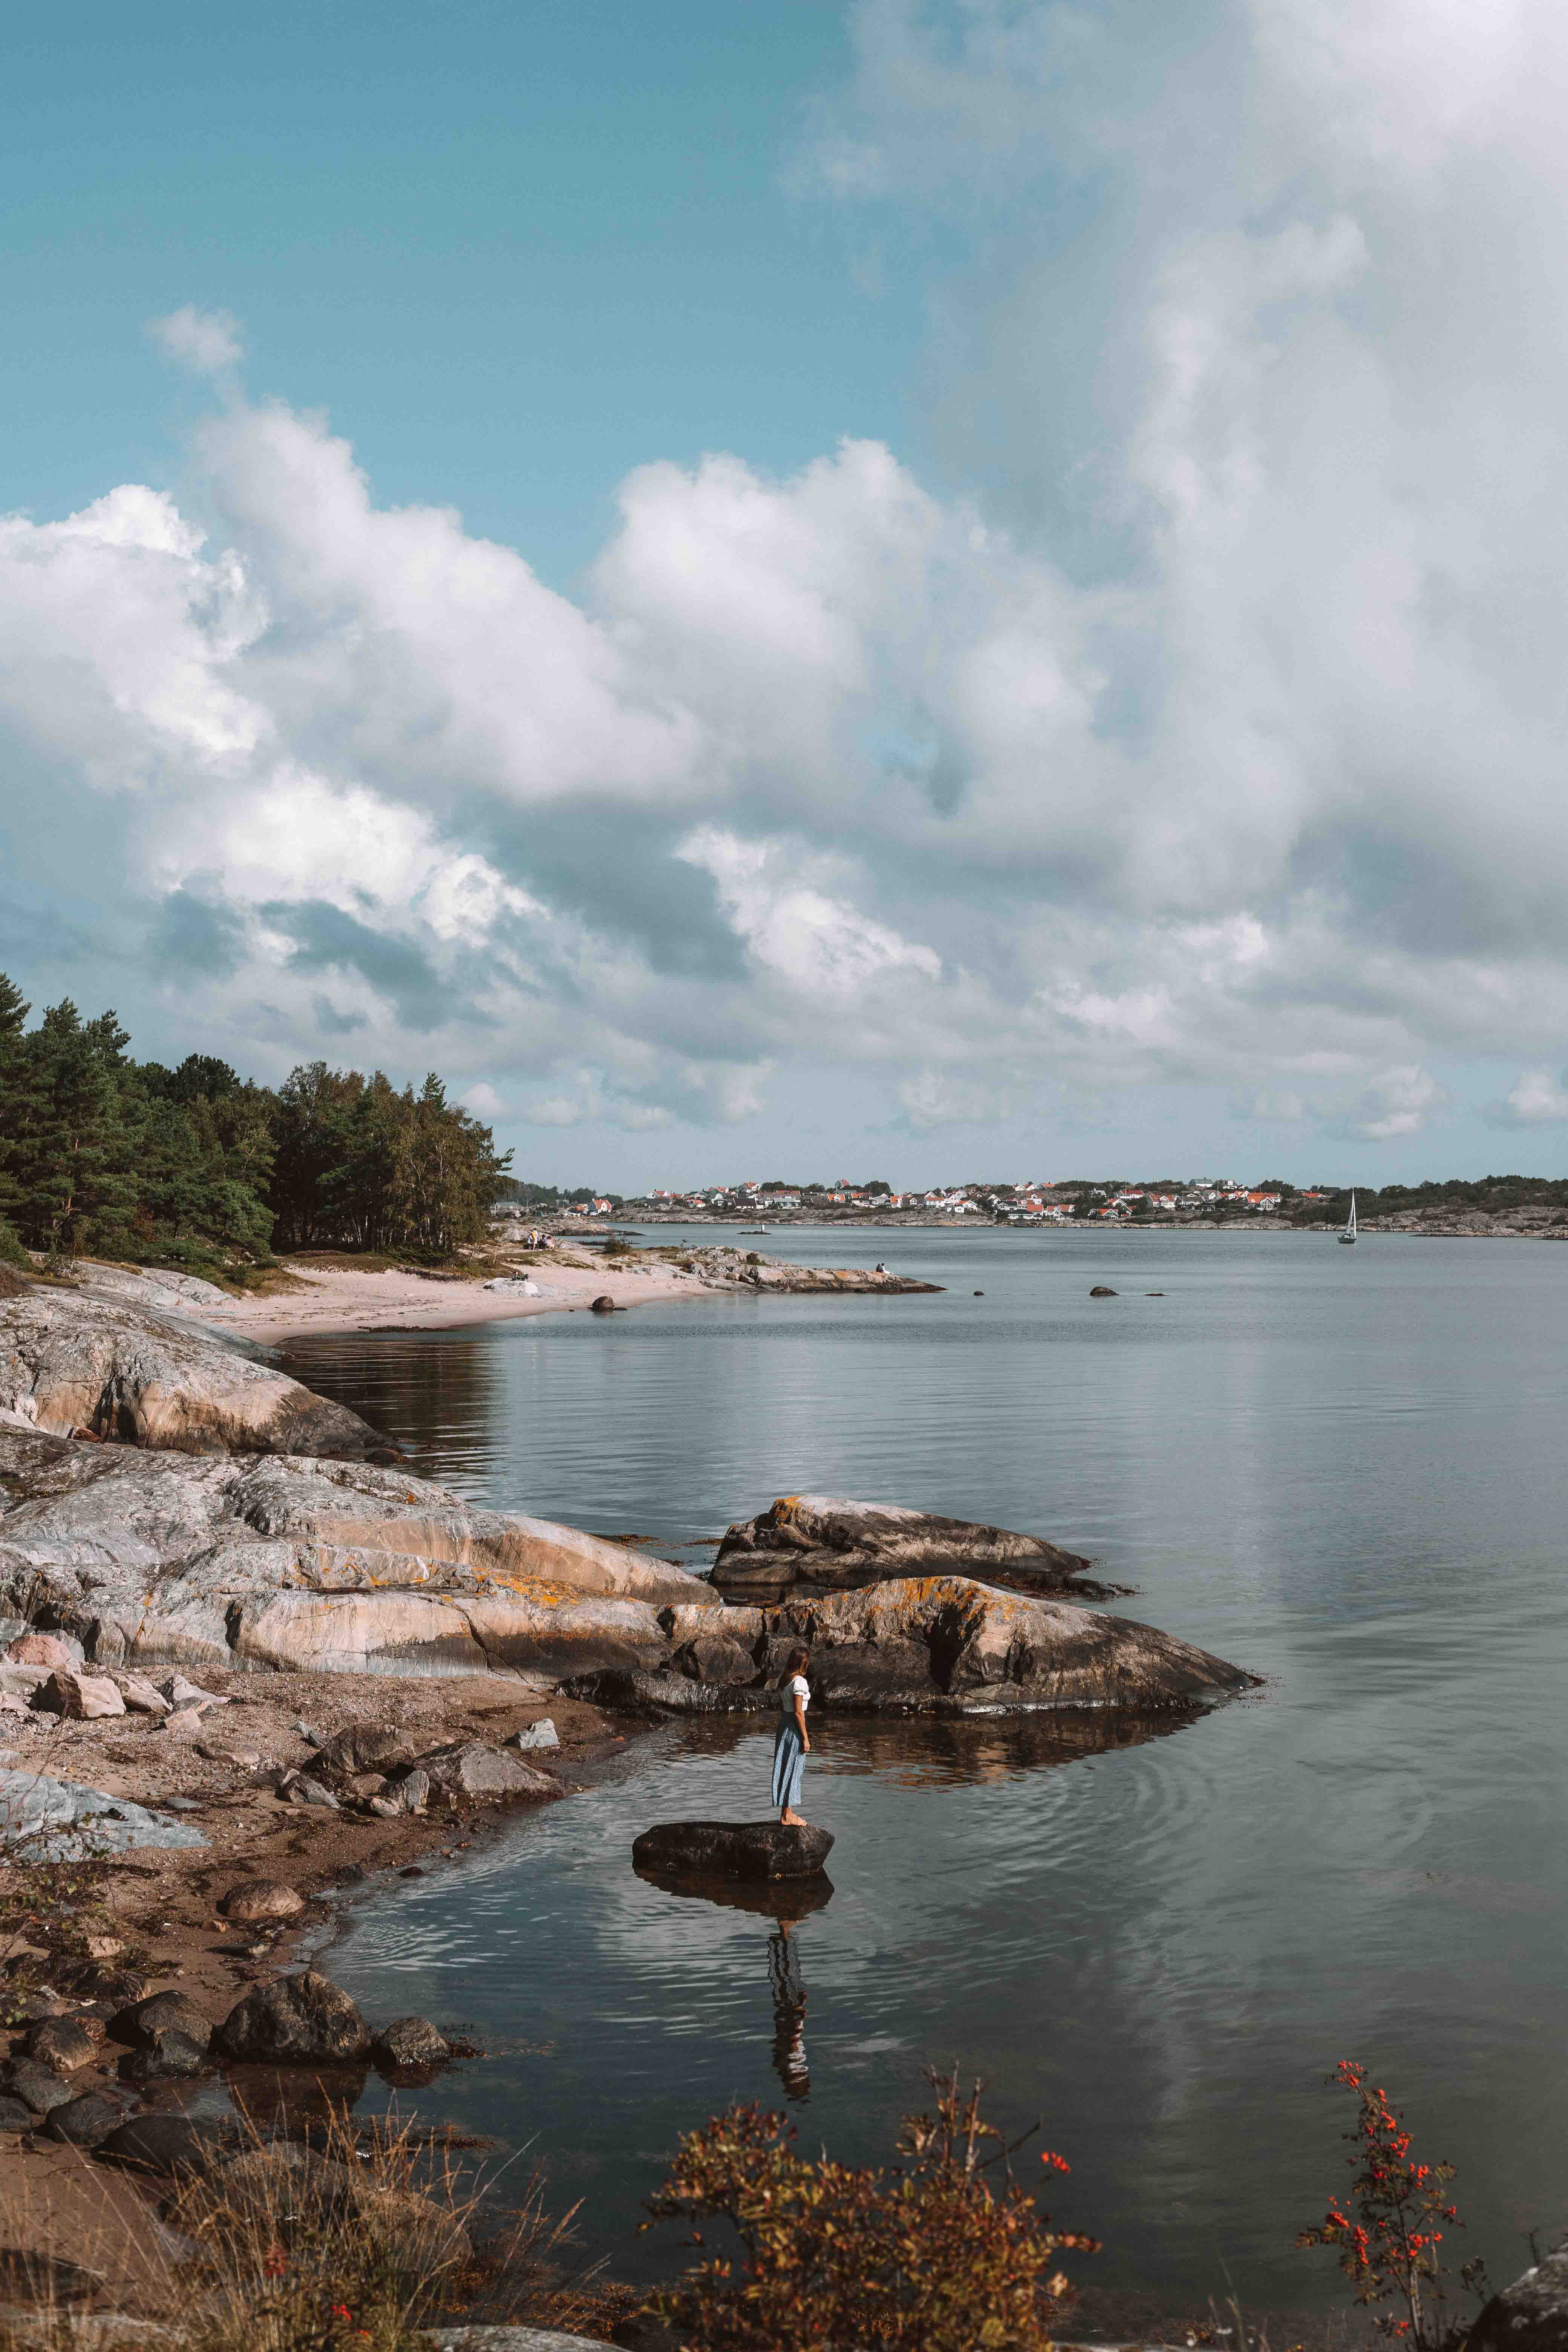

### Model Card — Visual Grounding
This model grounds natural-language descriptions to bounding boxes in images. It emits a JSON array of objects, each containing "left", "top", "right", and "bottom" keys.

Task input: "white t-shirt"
[{"left": 780, "top": 1673, "right": 810, "bottom": 1721}]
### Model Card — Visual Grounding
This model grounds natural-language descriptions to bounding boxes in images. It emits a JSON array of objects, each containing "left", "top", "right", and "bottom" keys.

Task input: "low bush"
[{"left": 640, "top": 2066, "right": 1096, "bottom": 2352}]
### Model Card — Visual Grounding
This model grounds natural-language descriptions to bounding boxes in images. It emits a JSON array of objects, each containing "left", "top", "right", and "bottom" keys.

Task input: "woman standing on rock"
[{"left": 773, "top": 1645, "right": 812, "bottom": 1826}]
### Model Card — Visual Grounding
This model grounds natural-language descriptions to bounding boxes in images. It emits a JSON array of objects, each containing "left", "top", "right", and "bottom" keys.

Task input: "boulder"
[
  {"left": 1470, "top": 2236, "right": 1568, "bottom": 2352},
  {"left": 6, "top": 1631, "right": 78, "bottom": 1670},
  {"left": 711, "top": 1495, "right": 1097, "bottom": 1600},
  {"left": 580, "top": 1578, "right": 1255, "bottom": 1718},
  {"left": 0, "top": 1423, "right": 714, "bottom": 1678},
  {"left": 218, "top": 1879, "right": 306, "bottom": 1927},
  {"left": 1089, "top": 1285, "right": 1117, "bottom": 1297},
  {"left": 410, "top": 1741, "right": 563, "bottom": 1810},
  {"left": 115, "top": 1672, "right": 169, "bottom": 1714},
  {"left": 30, "top": 1668, "right": 125, "bottom": 1719},
  {"left": 589, "top": 1295, "right": 617, "bottom": 1313},
  {"left": 213, "top": 1969, "right": 371, "bottom": 2065},
  {"left": 395, "top": 1768, "right": 432, "bottom": 1815},
  {"left": 283, "top": 1773, "right": 341, "bottom": 1811},
  {"left": 44, "top": 2089, "right": 136, "bottom": 2147},
  {"left": 0, "top": 1766, "right": 209, "bottom": 1860},
  {"left": 632, "top": 1821, "right": 835, "bottom": 1881},
  {"left": 112, "top": 1991, "right": 213, "bottom": 2050},
  {"left": 371, "top": 2016, "right": 452, "bottom": 2070},
  {"left": 0, "top": 2093, "right": 34, "bottom": 2131},
  {"left": 508, "top": 1718, "right": 559, "bottom": 1751},
  {"left": 0, "top": 1285, "right": 389, "bottom": 1458}
]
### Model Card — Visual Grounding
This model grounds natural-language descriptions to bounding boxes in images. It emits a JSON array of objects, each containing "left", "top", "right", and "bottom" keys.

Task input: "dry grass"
[{"left": 0, "top": 2104, "right": 633, "bottom": 2352}]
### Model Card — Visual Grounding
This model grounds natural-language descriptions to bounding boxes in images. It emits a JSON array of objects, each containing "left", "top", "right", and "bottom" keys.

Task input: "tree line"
[{"left": 0, "top": 972, "right": 510, "bottom": 1272}]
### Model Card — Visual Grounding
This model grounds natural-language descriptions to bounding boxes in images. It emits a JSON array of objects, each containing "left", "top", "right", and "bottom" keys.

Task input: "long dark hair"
[{"left": 781, "top": 1643, "right": 810, "bottom": 1683}]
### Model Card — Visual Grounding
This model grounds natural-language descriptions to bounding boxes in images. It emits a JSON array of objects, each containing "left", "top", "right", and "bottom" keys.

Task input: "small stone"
[
  {"left": 121, "top": 2028, "right": 209, "bottom": 2084},
  {"left": 589, "top": 1294, "right": 617, "bottom": 1312},
  {"left": 163, "top": 1706, "right": 205, "bottom": 1738},
  {"left": 85, "top": 1935, "right": 124, "bottom": 1960},
  {"left": 1, "top": 2062, "right": 73, "bottom": 2117},
  {"left": 0, "top": 2092, "right": 34, "bottom": 2130},
  {"left": 23, "top": 2016, "right": 99, "bottom": 2073},
  {"left": 397, "top": 1768, "right": 431, "bottom": 1815},
  {"left": 46, "top": 2089, "right": 134, "bottom": 2146},
  {"left": 371, "top": 2015, "right": 451, "bottom": 2071},
  {"left": 295, "top": 1720, "right": 322, "bottom": 1745},
  {"left": 116, "top": 1672, "right": 170, "bottom": 1715},
  {"left": 509, "top": 1718, "right": 559, "bottom": 1752},
  {"left": 219, "top": 1879, "right": 305, "bottom": 1927},
  {"left": 6, "top": 1632, "right": 78, "bottom": 1671},
  {"left": 164, "top": 1674, "right": 228, "bottom": 1711},
  {"left": 29, "top": 1669, "right": 125, "bottom": 1720},
  {"left": 196, "top": 1742, "right": 262, "bottom": 1768},
  {"left": 368, "top": 1796, "right": 401, "bottom": 1819},
  {"left": 112, "top": 1991, "right": 213, "bottom": 2050},
  {"left": 164, "top": 1795, "right": 201, "bottom": 1811},
  {"left": 1089, "top": 1284, "right": 1118, "bottom": 1297},
  {"left": 286, "top": 1774, "right": 340, "bottom": 1810}
]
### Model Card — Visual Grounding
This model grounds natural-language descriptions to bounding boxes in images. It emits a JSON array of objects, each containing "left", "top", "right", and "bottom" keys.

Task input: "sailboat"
[{"left": 1339, "top": 1189, "right": 1357, "bottom": 1245}]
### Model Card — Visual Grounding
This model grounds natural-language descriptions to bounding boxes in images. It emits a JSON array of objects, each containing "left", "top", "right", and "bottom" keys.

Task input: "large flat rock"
[
  {"left": 0, "top": 1426, "right": 716, "bottom": 1676},
  {"left": 712, "top": 1493, "right": 1098, "bottom": 1598},
  {"left": 0, "top": 1766, "right": 208, "bottom": 1860},
  {"left": 572, "top": 1575, "right": 1256, "bottom": 1717},
  {"left": 0, "top": 1286, "right": 386, "bottom": 1458},
  {"left": 632, "top": 1820, "right": 835, "bottom": 1880}
]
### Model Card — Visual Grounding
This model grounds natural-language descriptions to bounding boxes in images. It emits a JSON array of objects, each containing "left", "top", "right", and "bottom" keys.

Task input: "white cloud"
[
  {"left": 10, "top": 5, "right": 1568, "bottom": 1165},
  {"left": 1495, "top": 1068, "right": 1568, "bottom": 1125},
  {"left": 151, "top": 305, "right": 244, "bottom": 375}
]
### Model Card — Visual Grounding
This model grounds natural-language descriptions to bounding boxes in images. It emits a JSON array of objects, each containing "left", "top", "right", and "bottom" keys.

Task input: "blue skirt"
[{"left": 772, "top": 1718, "right": 805, "bottom": 1810}]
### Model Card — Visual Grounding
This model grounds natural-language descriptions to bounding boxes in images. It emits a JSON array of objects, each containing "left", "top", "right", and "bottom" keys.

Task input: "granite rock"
[
  {"left": 632, "top": 1821, "right": 835, "bottom": 1880},
  {"left": 213, "top": 1969, "right": 371, "bottom": 2065}
]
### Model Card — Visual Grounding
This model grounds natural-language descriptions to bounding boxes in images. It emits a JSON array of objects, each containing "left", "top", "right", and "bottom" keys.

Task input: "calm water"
[{"left": 280, "top": 1228, "right": 1568, "bottom": 2315}]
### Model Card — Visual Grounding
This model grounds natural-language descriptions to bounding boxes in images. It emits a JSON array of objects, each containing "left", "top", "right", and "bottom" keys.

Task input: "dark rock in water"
[
  {"left": 712, "top": 1493, "right": 1098, "bottom": 1599},
  {"left": 1089, "top": 1285, "right": 1117, "bottom": 1297},
  {"left": 44, "top": 2089, "right": 135, "bottom": 2146},
  {"left": 112, "top": 1990, "right": 213, "bottom": 2049},
  {"left": 974, "top": 1290, "right": 983, "bottom": 1296},
  {"left": 590, "top": 1294, "right": 617, "bottom": 1313},
  {"left": 213, "top": 1969, "right": 370, "bottom": 2065},
  {"left": 98, "top": 2111, "right": 234, "bottom": 2175},
  {"left": 1470, "top": 2236, "right": 1568, "bottom": 2352},
  {"left": 0, "top": 2058, "right": 75, "bottom": 2115},
  {"left": 372, "top": 2015, "right": 452, "bottom": 2071},
  {"left": 121, "top": 2028, "right": 209, "bottom": 2084},
  {"left": 0, "top": 2093, "right": 34, "bottom": 2131},
  {"left": 633, "top": 1820, "right": 835, "bottom": 1881}
]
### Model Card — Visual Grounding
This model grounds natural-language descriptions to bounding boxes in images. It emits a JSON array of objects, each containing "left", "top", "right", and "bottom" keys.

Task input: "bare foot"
[{"left": 781, "top": 1809, "right": 807, "bottom": 1827}]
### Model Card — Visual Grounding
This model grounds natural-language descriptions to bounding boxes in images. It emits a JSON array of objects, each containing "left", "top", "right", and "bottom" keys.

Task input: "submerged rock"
[
  {"left": 632, "top": 1821, "right": 835, "bottom": 1880},
  {"left": 711, "top": 1494, "right": 1099, "bottom": 1600}
]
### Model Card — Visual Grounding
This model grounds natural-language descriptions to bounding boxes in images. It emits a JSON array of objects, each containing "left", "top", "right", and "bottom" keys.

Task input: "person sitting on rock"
[{"left": 772, "top": 1645, "right": 812, "bottom": 1828}]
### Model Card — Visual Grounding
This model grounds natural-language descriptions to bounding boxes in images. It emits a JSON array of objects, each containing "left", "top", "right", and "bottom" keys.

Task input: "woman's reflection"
[{"left": 767, "top": 1914, "right": 810, "bottom": 2100}]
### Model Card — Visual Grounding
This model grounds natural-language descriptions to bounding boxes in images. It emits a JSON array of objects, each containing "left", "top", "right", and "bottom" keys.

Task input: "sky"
[{"left": 5, "top": 0, "right": 1568, "bottom": 1189}]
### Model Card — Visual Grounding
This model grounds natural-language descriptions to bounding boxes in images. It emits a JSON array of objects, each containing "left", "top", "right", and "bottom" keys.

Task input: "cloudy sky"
[{"left": 5, "top": 0, "right": 1568, "bottom": 1186}]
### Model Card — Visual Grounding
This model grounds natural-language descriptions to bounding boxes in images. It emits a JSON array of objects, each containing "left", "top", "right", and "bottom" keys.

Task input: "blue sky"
[{"left": 5, "top": 0, "right": 1568, "bottom": 1189}]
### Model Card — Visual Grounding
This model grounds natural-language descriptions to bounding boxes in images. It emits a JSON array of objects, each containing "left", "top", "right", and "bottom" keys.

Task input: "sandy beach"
[{"left": 200, "top": 1251, "right": 715, "bottom": 1343}]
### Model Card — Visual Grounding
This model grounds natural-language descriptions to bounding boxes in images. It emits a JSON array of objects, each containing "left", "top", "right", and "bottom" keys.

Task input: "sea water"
[{"left": 279, "top": 1228, "right": 1568, "bottom": 2317}]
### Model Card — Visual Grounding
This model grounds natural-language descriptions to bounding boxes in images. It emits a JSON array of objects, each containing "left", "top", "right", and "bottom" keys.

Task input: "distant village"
[{"left": 502, "top": 1176, "right": 1339, "bottom": 1225}]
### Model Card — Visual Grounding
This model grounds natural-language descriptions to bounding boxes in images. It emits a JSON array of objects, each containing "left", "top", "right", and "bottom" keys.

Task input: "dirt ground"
[{"left": 0, "top": 1666, "right": 637, "bottom": 2307}]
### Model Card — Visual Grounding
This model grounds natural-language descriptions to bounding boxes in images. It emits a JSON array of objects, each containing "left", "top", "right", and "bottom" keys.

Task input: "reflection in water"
[
  {"left": 631, "top": 1860, "right": 834, "bottom": 2101},
  {"left": 768, "top": 1919, "right": 810, "bottom": 2100}
]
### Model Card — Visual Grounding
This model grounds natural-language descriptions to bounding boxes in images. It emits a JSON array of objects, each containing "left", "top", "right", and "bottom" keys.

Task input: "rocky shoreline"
[{"left": 0, "top": 1262, "right": 1256, "bottom": 2338}]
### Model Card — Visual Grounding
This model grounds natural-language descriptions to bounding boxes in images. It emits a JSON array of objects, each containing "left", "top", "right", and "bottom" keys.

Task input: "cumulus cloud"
[
  {"left": 10, "top": 2, "right": 1568, "bottom": 1165},
  {"left": 151, "top": 305, "right": 245, "bottom": 375},
  {"left": 1491, "top": 1068, "right": 1568, "bottom": 1125}
]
